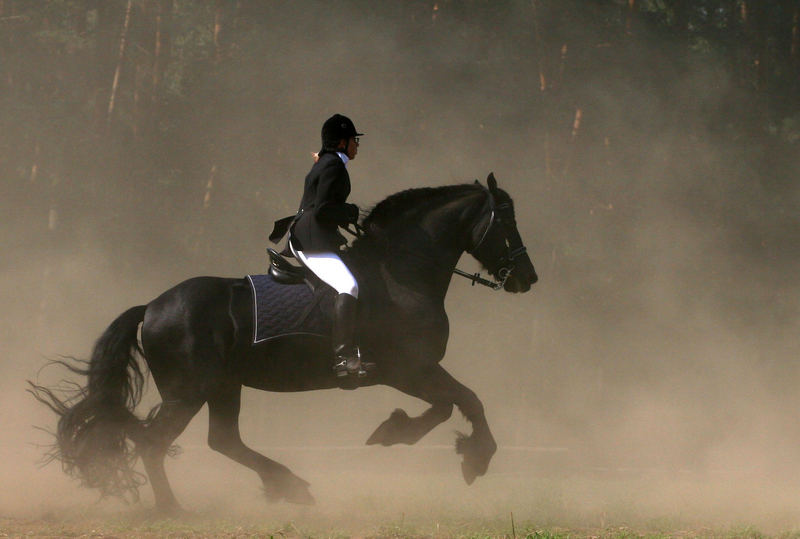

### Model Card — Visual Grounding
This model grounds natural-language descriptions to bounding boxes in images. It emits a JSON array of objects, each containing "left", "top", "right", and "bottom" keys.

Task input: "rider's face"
[{"left": 344, "top": 136, "right": 358, "bottom": 160}]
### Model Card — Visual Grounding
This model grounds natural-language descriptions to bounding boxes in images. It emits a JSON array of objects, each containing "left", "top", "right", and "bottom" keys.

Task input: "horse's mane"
[
  {"left": 346, "top": 183, "right": 491, "bottom": 259},
  {"left": 362, "top": 183, "right": 482, "bottom": 230}
]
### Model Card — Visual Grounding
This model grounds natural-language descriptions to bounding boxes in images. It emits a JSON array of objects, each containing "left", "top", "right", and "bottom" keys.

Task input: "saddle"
[{"left": 267, "top": 248, "right": 310, "bottom": 285}]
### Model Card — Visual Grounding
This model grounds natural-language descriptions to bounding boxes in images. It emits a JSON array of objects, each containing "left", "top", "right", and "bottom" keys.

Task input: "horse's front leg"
[
  {"left": 368, "top": 364, "right": 497, "bottom": 485},
  {"left": 366, "top": 404, "right": 453, "bottom": 446}
]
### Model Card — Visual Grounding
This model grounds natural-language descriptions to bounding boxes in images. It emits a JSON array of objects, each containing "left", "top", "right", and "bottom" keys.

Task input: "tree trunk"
[
  {"left": 107, "top": 0, "right": 134, "bottom": 130},
  {"left": 531, "top": 0, "right": 547, "bottom": 92},
  {"left": 92, "top": 0, "right": 116, "bottom": 129},
  {"left": 739, "top": 1, "right": 767, "bottom": 90},
  {"left": 1, "top": 0, "right": 13, "bottom": 89},
  {"left": 203, "top": 164, "right": 217, "bottom": 210},
  {"left": 673, "top": 0, "right": 690, "bottom": 42},
  {"left": 791, "top": 0, "right": 800, "bottom": 86},
  {"left": 72, "top": 0, "right": 88, "bottom": 36},
  {"left": 37, "top": 173, "right": 61, "bottom": 348},
  {"left": 531, "top": 0, "right": 552, "bottom": 182},
  {"left": 29, "top": 140, "right": 40, "bottom": 183},
  {"left": 625, "top": 0, "right": 637, "bottom": 35},
  {"left": 724, "top": 0, "right": 742, "bottom": 84},
  {"left": 133, "top": 58, "right": 144, "bottom": 139},
  {"left": 752, "top": 3, "right": 768, "bottom": 91},
  {"left": 562, "top": 107, "right": 583, "bottom": 176},
  {"left": 214, "top": 0, "right": 227, "bottom": 62},
  {"left": 150, "top": 0, "right": 172, "bottom": 134},
  {"left": 192, "top": 164, "right": 219, "bottom": 257}
]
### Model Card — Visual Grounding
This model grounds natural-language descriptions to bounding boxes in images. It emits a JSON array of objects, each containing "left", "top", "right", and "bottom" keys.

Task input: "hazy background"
[{"left": 1, "top": 0, "right": 799, "bottom": 532}]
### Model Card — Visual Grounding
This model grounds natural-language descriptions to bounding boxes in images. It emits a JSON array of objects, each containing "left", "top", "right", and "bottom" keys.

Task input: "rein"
[
  {"left": 452, "top": 267, "right": 507, "bottom": 290},
  {"left": 342, "top": 222, "right": 365, "bottom": 238}
]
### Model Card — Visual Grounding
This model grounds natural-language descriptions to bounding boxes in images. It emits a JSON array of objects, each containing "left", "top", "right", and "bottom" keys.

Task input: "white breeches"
[{"left": 290, "top": 242, "right": 359, "bottom": 298}]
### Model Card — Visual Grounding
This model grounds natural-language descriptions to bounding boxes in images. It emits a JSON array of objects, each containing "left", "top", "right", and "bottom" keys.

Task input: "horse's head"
[{"left": 467, "top": 173, "right": 538, "bottom": 293}]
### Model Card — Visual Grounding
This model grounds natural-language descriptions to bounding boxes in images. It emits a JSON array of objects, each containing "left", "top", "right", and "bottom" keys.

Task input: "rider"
[{"left": 287, "top": 114, "right": 364, "bottom": 379}]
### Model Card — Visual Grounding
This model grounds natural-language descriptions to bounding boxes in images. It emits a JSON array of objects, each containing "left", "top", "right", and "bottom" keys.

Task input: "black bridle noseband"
[{"left": 455, "top": 190, "right": 527, "bottom": 290}]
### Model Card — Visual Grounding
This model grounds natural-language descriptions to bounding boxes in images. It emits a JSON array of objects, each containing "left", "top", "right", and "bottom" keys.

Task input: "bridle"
[
  {"left": 455, "top": 188, "right": 527, "bottom": 290},
  {"left": 343, "top": 186, "right": 526, "bottom": 291}
]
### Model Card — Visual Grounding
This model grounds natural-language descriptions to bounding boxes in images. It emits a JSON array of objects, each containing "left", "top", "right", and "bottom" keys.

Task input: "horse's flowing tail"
[{"left": 29, "top": 305, "right": 149, "bottom": 501}]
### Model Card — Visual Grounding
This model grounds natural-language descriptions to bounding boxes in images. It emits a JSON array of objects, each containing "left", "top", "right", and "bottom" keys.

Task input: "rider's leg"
[
  {"left": 331, "top": 291, "right": 361, "bottom": 376},
  {"left": 291, "top": 247, "right": 363, "bottom": 377}
]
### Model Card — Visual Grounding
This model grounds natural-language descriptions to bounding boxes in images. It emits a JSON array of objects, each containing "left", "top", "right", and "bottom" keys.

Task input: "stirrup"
[{"left": 333, "top": 349, "right": 369, "bottom": 378}]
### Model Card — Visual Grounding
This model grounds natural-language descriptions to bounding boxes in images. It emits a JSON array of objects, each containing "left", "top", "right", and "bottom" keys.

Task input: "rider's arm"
[{"left": 313, "top": 159, "right": 359, "bottom": 226}]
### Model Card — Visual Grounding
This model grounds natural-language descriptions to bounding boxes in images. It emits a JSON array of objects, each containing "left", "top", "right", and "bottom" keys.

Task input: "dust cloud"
[{"left": 2, "top": 1, "right": 799, "bottom": 534}]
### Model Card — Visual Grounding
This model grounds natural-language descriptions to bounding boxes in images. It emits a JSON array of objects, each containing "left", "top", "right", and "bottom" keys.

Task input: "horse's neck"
[{"left": 355, "top": 190, "right": 485, "bottom": 303}]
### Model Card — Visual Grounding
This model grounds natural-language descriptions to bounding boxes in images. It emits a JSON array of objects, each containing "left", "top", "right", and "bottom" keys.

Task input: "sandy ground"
[{"left": 3, "top": 437, "right": 800, "bottom": 538}]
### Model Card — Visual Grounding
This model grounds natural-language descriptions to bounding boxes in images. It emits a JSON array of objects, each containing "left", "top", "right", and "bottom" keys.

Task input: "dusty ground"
[
  {"left": 3, "top": 444, "right": 800, "bottom": 538},
  {"left": 0, "top": 518, "right": 788, "bottom": 538}
]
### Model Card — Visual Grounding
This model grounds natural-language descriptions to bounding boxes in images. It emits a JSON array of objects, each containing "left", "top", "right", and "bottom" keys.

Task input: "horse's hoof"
[
  {"left": 461, "top": 461, "right": 478, "bottom": 485},
  {"left": 366, "top": 408, "right": 409, "bottom": 446},
  {"left": 284, "top": 486, "right": 316, "bottom": 505},
  {"left": 282, "top": 475, "right": 315, "bottom": 505},
  {"left": 456, "top": 431, "right": 495, "bottom": 484},
  {"left": 264, "top": 474, "right": 315, "bottom": 505}
]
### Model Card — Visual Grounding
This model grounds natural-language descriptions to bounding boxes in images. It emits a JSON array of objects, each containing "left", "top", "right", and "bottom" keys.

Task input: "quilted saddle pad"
[{"left": 245, "top": 274, "right": 333, "bottom": 344}]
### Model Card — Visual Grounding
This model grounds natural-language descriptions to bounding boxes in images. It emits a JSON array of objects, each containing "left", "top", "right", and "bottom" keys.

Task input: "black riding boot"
[{"left": 332, "top": 293, "right": 363, "bottom": 378}]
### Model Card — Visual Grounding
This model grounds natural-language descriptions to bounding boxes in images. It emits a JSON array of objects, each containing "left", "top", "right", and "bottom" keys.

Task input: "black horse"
[{"left": 30, "top": 173, "right": 537, "bottom": 514}]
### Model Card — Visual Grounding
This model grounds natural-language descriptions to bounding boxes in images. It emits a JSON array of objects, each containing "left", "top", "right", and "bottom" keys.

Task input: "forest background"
[{"left": 1, "top": 0, "right": 800, "bottom": 527}]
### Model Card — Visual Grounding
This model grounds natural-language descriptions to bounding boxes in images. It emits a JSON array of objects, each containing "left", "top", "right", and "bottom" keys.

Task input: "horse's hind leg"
[
  {"left": 371, "top": 364, "right": 496, "bottom": 485},
  {"left": 132, "top": 398, "right": 204, "bottom": 515},
  {"left": 207, "top": 385, "right": 315, "bottom": 505}
]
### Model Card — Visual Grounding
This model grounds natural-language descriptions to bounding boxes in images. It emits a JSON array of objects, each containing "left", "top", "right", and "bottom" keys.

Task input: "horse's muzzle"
[
  {"left": 503, "top": 271, "right": 535, "bottom": 293},
  {"left": 503, "top": 257, "right": 537, "bottom": 293}
]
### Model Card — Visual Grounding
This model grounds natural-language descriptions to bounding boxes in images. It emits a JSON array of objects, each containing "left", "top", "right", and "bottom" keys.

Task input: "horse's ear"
[
  {"left": 487, "top": 172, "right": 497, "bottom": 192},
  {"left": 474, "top": 179, "right": 480, "bottom": 185}
]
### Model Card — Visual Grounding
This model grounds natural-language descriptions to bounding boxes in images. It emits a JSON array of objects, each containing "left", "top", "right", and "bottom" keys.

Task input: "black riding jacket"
[{"left": 290, "top": 151, "right": 359, "bottom": 252}]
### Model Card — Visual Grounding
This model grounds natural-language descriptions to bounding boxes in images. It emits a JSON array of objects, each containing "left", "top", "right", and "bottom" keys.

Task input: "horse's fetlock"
[
  {"left": 208, "top": 435, "right": 235, "bottom": 453},
  {"left": 454, "top": 431, "right": 471, "bottom": 455},
  {"left": 434, "top": 403, "right": 453, "bottom": 422}
]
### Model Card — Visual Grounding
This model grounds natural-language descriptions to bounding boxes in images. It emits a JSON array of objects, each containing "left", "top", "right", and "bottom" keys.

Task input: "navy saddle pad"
[{"left": 246, "top": 274, "right": 333, "bottom": 344}]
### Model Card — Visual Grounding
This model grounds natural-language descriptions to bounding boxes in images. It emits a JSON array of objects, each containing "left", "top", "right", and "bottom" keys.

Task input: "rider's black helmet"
[{"left": 321, "top": 114, "right": 363, "bottom": 151}]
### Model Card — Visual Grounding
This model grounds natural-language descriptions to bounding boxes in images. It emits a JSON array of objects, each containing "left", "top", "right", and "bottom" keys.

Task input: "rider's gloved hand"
[{"left": 346, "top": 203, "right": 360, "bottom": 224}]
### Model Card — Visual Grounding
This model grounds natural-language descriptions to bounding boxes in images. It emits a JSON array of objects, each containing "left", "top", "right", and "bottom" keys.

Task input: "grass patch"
[{"left": 3, "top": 516, "right": 800, "bottom": 538}]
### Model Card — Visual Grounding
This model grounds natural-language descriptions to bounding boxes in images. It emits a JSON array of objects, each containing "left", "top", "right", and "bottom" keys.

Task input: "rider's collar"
[{"left": 336, "top": 152, "right": 349, "bottom": 166}]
